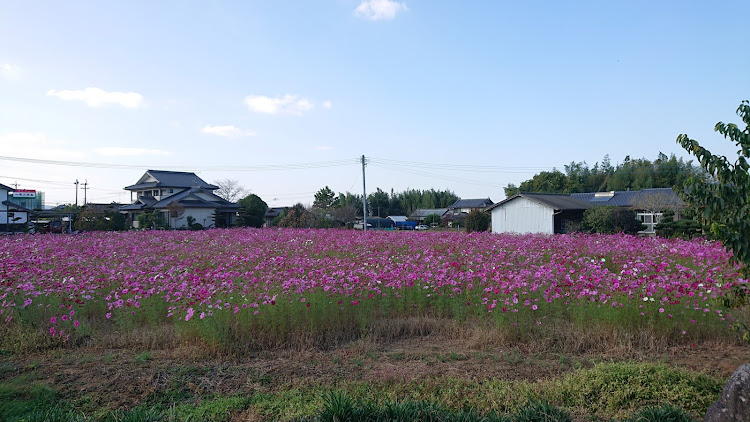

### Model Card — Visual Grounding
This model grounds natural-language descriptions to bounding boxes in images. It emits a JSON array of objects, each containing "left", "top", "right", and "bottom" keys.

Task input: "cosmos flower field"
[{"left": 0, "top": 229, "right": 746, "bottom": 350}]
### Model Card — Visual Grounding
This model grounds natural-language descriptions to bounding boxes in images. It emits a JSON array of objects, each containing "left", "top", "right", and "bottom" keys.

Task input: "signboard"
[{"left": 10, "top": 189, "right": 36, "bottom": 198}]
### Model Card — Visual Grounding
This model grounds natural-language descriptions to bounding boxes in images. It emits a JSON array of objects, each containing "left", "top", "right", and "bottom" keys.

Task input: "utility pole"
[
  {"left": 82, "top": 180, "right": 88, "bottom": 205},
  {"left": 74, "top": 179, "right": 79, "bottom": 206},
  {"left": 361, "top": 155, "right": 367, "bottom": 232}
]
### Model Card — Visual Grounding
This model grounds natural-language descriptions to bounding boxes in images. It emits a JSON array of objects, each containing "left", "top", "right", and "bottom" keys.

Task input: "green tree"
[
  {"left": 236, "top": 194, "right": 268, "bottom": 228},
  {"left": 581, "top": 206, "right": 645, "bottom": 234},
  {"left": 367, "top": 188, "right": 390, "bottom": 217},
  {"left": 74, "top": 205, "right": 126, "bottom": 231},
  {"left": 465, "top": 210, "right": 490, "bottom": 233},
  {"left": 504, "top": 183, "right": 519, "bottom": 197},
  {"left": 313, "top": 186, "right": 337, "bottom": 210},
  {"left": 677, "top": 101, "right": 750, "bottom": 277},
  {"left": 654, "top": 210, "right": 703, "bottom": 239},
  {"left": 278, "top": 203, "right": 312, "bottom": 228},
  {"left": 423, "top": 214, "right": 442, "bottom": 226},
  {"left": 503, "top": 153, "right": 697, "bottom": 196},
  {"left": 136, "top": 208, "right": 167, "bottom": 230}
]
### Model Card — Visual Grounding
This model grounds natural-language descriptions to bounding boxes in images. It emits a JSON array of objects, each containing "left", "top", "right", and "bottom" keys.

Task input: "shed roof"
[
  {"left": 488, "top": 193, "right": 591, "bottom": 211},
  {"left": 0, "top": 183, "right": 14, "bottom": 192}
]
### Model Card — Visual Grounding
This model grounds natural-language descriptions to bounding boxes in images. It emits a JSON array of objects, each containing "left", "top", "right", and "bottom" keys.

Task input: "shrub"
[
  {"left": 465, "top": 210, "right": 490, "bottom": 232},
  {"left": 582, "top": 206, "right": 645, "bottom": 234}
]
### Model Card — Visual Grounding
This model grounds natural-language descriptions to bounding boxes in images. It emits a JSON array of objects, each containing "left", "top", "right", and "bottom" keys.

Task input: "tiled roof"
[
  {"left": 409, "top": 208, "right": 448, "bottom": 218},
  {"left": 152, "top": 188, "right": 236, "bottom": 210},
  {"left": 571, "top": 188, "right": 685, "bottom": 208},
  {"left": 124, "top": 170, "right": 218, "bottom": 190},
  {"left": 450, "top": 198, "right": 494, "bottom": 208}
]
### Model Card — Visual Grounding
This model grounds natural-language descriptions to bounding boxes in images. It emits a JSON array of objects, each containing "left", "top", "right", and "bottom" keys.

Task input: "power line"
[
  {"left": 0, "top": 155, "right": 360, "bottom": 171},
  {"left": 370, "top": 162, "right": 499, "bottom": 188}
]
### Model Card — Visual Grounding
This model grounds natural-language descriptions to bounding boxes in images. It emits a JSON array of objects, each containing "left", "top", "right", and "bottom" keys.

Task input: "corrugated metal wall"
[{"left": 491, "top": 197, "right": 554, "bottom": 234}]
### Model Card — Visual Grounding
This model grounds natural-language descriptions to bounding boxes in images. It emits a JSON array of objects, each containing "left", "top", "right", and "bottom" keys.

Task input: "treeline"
[
  {"left": 314, "top": 187, "right": 459, "bottom": 218},
  {"left": 505, "top": 153, "right": 699, "bottom": 196}
]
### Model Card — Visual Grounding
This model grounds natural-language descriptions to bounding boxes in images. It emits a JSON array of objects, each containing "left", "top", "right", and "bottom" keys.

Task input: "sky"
[{"left": 1, "top": 0, "right": 749, "bottom": 208}]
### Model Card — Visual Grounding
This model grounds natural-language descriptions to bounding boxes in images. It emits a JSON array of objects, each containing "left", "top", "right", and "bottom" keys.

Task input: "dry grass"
[{"left": 4, "top": 313, "right": 742, "bottom": 361}]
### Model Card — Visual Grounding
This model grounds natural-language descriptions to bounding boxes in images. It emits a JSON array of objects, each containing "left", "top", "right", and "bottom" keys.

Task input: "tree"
[
  {"left": 368, "top": 188, "right": 390, "bottom": 217},
  {"left": 213, "top": 179, "right": 248, "bottom": 203},
  {"left": 503, "top": 153, "right": 697, "bottom": 196},
  {"left": 677, "top": 101, "right": 750, "bottom": 278},
  {"left": 137, "top": 208, "right": 166, "bottom": 230},
  {"left": 313, "top": 186, "right": 337, "bottom": 210},
  {"left": 166, "top": 200, "right": 185, "bottom": 229},
  {"left": 504, "top": 184, "right": 519, "bottom": 198},
  {"left": 278, "top": 203, "right": 313, "bottom": 228},
  {"left": 236, "top": 194, "right": 268, "bottom": 228},
  {"left": 654, "top": 210, "right": 703, "bottom": 239},
  {"left": 331, "top": 205, "right": 358, "bottom": 228},
  {"left": 74, "top": 205, "right": 126, "bottom": 231},
  {"left": 423, "top": 214, "right": 442, "bottom": 227},
  {"left": 465, "top": 210, "right": 490, "bottom": 233},
  {"left": 581, "top": 206, "right": 645, "bottom": 235}
]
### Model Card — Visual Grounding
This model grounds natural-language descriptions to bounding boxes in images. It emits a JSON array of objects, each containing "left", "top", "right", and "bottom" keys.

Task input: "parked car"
[{"left": 415, "top": 224, "right": 429, "bottom": 230}]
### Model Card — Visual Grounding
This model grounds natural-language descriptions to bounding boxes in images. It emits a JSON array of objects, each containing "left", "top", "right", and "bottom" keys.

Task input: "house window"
[{"left": 168, "top": 189, "right": 174, "bottom": 194}]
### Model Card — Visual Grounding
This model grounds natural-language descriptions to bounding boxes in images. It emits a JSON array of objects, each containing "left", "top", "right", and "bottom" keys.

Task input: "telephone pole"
[
  {"left": 82, "top": 180, "right": 88, "bottom": 205},
  {"left": 74, "top": 179, "right": 79, "bottom": 206},
  {"left": 361, "top": 155, "right": 367, "bottom": 232}
]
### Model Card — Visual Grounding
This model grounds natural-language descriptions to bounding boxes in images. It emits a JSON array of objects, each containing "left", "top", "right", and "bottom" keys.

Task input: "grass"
[{"left": 0, "top": 360, "right": 720, "bottom": 421}]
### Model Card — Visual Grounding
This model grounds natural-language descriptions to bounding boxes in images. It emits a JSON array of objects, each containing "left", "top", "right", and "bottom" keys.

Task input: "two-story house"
[{"left": 120, "top": 170, "right": 238, "bottom": 229}]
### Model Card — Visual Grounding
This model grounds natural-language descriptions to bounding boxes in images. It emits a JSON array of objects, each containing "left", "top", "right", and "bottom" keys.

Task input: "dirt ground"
[{"left": 2, "top": 334, "right": 748, "bottom": 419}]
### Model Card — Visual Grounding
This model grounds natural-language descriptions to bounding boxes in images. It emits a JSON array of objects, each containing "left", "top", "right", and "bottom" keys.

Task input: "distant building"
[
  {"left": 488, "top": 188, "right": 685, "bottom": 235},
  {"left": 448, "top": 198, "right": 494, "bottom": 215},
  {"left": 409, "top": 208, "right": 449, "bottom": 223},
  {"left": 264, "top": 207, "right": 287, "bottom": 227},
  {"left": 7, "top": 189, "right": 44, "bottom": 210},
  {"left": 1, "top": 183, "right": 32, "bottom": 231}
]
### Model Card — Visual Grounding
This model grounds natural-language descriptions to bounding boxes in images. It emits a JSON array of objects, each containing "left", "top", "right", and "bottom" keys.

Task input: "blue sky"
[{"left": 1, "top": 0, "right": 749, "bottom": 207}]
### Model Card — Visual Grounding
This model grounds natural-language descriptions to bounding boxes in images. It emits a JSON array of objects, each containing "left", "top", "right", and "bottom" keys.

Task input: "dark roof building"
[
  {"left": 409, "top": 208, "right": 449, "bottom": 221},
  {"left": 489, "top": 188, "right": 685, "bottom": 235},
  {"left": 120, "top": 170, "right": 237, "bottom": 229}
]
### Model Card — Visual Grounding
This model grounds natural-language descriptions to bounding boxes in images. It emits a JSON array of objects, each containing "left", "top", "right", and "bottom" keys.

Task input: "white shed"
[{"left": 488, "top": 193, "right": 590, "bottom": 234}]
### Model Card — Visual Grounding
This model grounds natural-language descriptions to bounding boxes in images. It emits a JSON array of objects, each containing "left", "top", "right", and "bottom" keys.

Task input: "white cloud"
[
  {"left": 244, "top": 94, "right": 315, "bottom": 115},
  {"left": 0, "top": 132, "right": 85, "bottom": 160},
  {"left": 2, "top": 64, "right": 21, "bottom": 74},
  {"left": 93, "top": 147, "right": 170, "bottom": 157},
  {"left": 322, "top": 101, "right": 333, "bottom": 109},
  {"left": 47, "top": 87, "right": 143, "bottom": 108},
  {"left": 355, "top": 0, "right": 408, "bottom": 20},
  {"left": 201, "top": 125, "right": 256, "bottom": 138}
]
